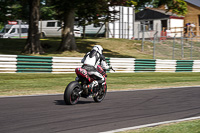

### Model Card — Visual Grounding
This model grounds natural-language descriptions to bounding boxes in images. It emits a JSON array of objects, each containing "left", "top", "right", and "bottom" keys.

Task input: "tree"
[
  {"left": 0, "top": 0, "right": 17, "bottom": 23},
  {"left": 151, "top": 0, "right": 187, "bottom": 15},
  {"left": 40, "top": 1, "right": 57, "bottom": 20},
  {"left": 52, "top": 0, "right": 135, "bottom": 51},
  {"left": 15, "top": 0, "right": 29, "bottom": 21},
  {"left": 75, "top": 1, "right": 100, "bottom": 39},
  {"left": 38, "top": 0, "right": 188, "bottom": 54},
  {"left": 52, "top": 0, "right": 78, "bottom": 51},
  {"left": 75, "top": 1, "right": 116, "bottom": 38},
  {"left": 23, "top": 0, "right": 44, "bottom": 54}
]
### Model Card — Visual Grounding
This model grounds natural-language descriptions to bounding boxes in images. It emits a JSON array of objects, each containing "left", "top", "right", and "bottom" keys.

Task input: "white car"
[
  {"left": 0, "top": 20, "right": 82, "bottom": 39},
  {"left": 39, "top": 20, "right": 82, "bottom": 38},
  {"left": 0, "top": 24, "right": 29, "bottom": 38}
]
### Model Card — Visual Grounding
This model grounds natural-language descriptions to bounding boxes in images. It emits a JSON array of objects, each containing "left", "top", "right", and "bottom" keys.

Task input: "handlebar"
[{"left": 110, "top": 67, "right": 115, "bottom": 72}]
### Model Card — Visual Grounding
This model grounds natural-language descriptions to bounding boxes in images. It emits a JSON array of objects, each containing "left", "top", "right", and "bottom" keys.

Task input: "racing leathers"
[{"left": 81, "top": 49, "right": 110, "bottom": 89}]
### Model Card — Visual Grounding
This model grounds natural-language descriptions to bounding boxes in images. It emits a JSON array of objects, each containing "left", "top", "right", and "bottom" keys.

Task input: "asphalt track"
[{"left": 1, "top": 87, "right": 200, "bottom": 133}]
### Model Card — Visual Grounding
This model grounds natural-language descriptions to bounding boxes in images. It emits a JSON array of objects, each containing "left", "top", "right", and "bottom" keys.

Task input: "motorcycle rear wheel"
[
  {"left": 93, "top": 84, "right": 107, "bottom": 103},
  {"left": 64, "top": 81, "right": 80, "bottom": 105}
]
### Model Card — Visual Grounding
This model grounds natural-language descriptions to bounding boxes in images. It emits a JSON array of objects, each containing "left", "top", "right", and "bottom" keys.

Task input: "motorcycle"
[{"left": 64, "top": 65, "right": 114, "bottom": 105}]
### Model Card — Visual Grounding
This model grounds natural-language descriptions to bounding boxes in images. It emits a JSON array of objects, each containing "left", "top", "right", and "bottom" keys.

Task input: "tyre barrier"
[{"left": 0, "top": 54, "right": 199, "bottom": 73}]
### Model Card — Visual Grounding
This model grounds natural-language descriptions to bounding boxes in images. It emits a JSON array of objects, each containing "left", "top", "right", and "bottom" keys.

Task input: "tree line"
[{"left": 0, "top": 0, "right": 187, "bottom": 55}]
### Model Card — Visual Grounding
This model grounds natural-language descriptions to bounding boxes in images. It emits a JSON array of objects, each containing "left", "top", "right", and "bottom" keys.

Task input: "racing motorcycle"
[{"left": 64, "top": 65, "right": 114, "bottom": 105}]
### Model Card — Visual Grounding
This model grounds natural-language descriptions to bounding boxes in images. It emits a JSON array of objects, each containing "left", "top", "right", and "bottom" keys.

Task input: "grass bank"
[
  {"left": 1, "top": 72, "right": 200, "bottom": 96},
  {"left": 120, "top": 119, "right": 200, "bottom": 133},
  {"left": 1, "top": 37, "right": 200, "bottom": 60},
  {"left": 0, "top": 38, "right": 153, "bottom": 59}
]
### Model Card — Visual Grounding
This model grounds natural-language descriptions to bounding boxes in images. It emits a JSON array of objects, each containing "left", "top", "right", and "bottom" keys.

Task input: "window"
[
  {"left": 47, "top": 22, "right": 55, "bottom": 27},
  {"left": 0, "top": 28, "right": 10, "bottom": 33},
  {"left": 22, "top": 28, "right": 28, "bottom": 33},
  {"left": 17, "top": 28, "right": 28, "bottom": 33},
  {"left": 57, "top": 22, "right": 61, "bottom": 27},
  {"left": 140, "top": 21, "right": 153, "bottom": 31},
  {"left": 94, "top": 23, "right": 102, "bottom": 28},
  {"left": 10, "top": 28, "right": 15, "bottom": 33}
]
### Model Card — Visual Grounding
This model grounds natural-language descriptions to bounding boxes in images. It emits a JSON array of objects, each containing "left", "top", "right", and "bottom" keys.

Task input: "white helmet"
[{"left": 92, "top": 45, "right": 103, "bottom": 54}]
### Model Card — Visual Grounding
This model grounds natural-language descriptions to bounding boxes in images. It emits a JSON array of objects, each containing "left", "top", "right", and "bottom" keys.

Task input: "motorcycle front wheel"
[
  {"left": 64, "top": 81, "right": 80, "bottom": 105},
  {"left": 93, "top": 84, "right": 107, "bottom": 103}
]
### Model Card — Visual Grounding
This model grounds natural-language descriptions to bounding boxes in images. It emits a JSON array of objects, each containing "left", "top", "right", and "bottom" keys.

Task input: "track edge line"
[{"left": 99, "top": 116, "right": 200, "bottom": 133}]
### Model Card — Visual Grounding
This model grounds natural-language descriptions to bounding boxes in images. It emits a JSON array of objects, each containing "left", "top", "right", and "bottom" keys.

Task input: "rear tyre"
[
  {"left": 93, "top": 84, "right": 107, "bottom": 103},
  {"left": 64, "top": 81, "right": 80, "bottom": 105}
]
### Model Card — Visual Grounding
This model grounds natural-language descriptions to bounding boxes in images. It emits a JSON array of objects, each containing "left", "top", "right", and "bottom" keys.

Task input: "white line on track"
[{"left": 99, "top": 116, "right": 200, "bottom": 133}]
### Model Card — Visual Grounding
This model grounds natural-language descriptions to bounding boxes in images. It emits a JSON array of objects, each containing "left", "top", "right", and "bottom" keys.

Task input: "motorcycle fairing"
[{"left": 75, "top": 67, "right": 91, "bottom": 82}]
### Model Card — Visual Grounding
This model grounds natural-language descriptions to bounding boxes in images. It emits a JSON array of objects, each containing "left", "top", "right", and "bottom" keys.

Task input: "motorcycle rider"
[{"left": 81, "top": 45, "right": 111, "bottom": 92}]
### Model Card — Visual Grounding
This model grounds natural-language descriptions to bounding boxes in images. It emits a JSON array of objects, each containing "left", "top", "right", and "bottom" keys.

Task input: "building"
[
  {"left": 184, "top": 0, "right": 200, "bottom": 36},
  {"left": 135, "top": 8, "right": 184, "bottom": 39},
  {"left": 108, "top": 6, "right": 135, "bottom": 39}
]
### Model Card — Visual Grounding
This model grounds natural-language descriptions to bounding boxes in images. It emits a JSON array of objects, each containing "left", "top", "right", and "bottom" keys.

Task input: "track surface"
[{"left": 1, "top": 87, "right": 200, "bottom": 133}]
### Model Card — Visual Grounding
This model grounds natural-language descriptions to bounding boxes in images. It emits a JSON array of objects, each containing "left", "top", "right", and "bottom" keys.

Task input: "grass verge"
[
  {"left": 120, "top": 119, "right": 200, "bottom": 133},
  {"left": 1, "top": 72, "right": 200, "bottom": 96}
]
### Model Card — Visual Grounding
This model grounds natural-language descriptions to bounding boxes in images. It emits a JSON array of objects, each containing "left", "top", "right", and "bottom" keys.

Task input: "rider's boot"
[{"left": 101, "top": 82, "right": 106, "bottom": 91}]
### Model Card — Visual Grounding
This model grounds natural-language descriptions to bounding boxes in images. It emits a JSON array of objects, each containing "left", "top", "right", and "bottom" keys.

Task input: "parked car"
[
  {"left": 0, "top": 24, "right": 29, "bottom": 38},
  {"left": 39, "top": 20, "right": 81, "bottom": 38},
  {"left": 0, "top": 20, "right": 81, "bottom": 39}
]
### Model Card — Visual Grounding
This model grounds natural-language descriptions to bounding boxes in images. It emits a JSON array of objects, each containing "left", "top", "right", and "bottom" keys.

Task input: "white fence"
[{"left": 0, "top": 54, "right": 200, "bottom": 73}]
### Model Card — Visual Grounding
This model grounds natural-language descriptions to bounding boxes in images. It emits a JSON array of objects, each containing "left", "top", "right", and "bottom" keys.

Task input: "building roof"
[
  {"left": 149, "top": 8, "right": 178, "bottom": 16},
  {"left": 185, "top": 0, "right": 200, "bottom": 7},
  {"left": 135, "top": 8, "right": 182, "bottom": 21}
]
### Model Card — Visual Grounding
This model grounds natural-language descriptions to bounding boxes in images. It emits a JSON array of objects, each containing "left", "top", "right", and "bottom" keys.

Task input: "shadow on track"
[{"left": 54, "top": 100, "right": 94, "bottom": 105}]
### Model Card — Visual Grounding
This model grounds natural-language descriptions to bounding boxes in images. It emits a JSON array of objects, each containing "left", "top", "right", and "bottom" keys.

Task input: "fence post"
[
  {"left": 142, "top": 24, "right": 145, "bottom": 52},
  {"left": 153, "top": 31, "right": 158, "bottom": 59},
  {"left": 181, "top": 31, "right": 184, "bottom": 59},
  {"left": 138, "top": 24, "right": 140, "bottom": 40},
  {"left": 172, "top": 34, "right": 177, "bottom": 60},
  {"left": 191, "top": 37, "right": 193, "bottom": 60}
]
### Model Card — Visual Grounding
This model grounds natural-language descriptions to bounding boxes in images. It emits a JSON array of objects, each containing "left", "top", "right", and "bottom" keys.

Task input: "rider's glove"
[{"left": 109, "top": 65, "right": 115, "bottom": 72}]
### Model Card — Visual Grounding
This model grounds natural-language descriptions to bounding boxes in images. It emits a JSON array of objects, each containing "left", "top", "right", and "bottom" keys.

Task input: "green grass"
[
  {"left": 1, "top": 37, "right": 200, "bottom": 59},
  {"left": 0, "top": 38, "right": 153, "bottom": 58},
  {"left": 1, "top": 72, "right": 200, "bottom": 96},
  {"left": 120, "top": 119, "right": 200, "bottom": 133}
]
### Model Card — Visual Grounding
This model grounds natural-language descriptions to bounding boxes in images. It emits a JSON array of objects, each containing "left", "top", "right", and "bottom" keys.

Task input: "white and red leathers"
[{"left": 81, "top": 45, "right": 110, "bottom": 86}]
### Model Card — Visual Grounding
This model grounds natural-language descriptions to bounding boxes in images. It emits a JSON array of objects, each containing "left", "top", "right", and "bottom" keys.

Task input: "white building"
[
  {"left": 134, "top": 8, "right": 184, "bottom": 39},
  {"left": 108, "top": 6, "right": 135, "bottom": 39}
]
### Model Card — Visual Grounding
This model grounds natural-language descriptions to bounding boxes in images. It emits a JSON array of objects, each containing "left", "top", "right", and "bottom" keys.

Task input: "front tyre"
[
  {"left": 64, "top": 81, "right": 80, "bottom": 105},
  {"left": 93, "top": 84, "right": 107, "bottom": 103}
]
